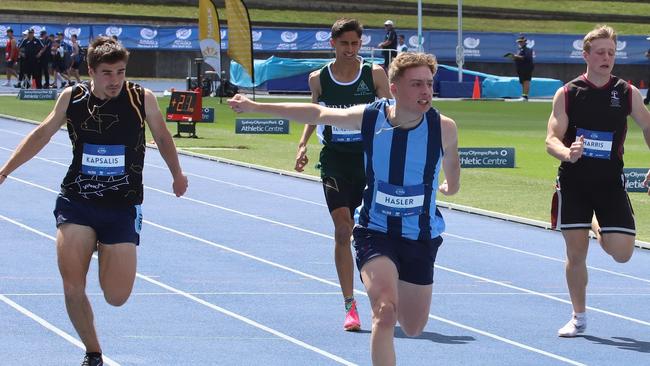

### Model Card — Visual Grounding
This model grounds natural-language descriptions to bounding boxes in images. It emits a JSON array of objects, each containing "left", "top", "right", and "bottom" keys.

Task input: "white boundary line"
[
  {"left": 436, "top": 265, "right": 650, "bottom": 327},
  {"left": 3, "top": 144, "right": 650, "bottom": 286},
  {"left": 1, "top": 116, "right": 647, "bottom": 250},
  {"left": 2, "top": 291, "right": 343, "bottom": 297},
  {"left": 144, "top": 162, "right": 327, "bottom": 207},
  {"left": 0, "top": 294, "right": 121, "bottom": 366},
  {"left": 1, "top": 178, "right": 586, "bottom": 365},
  {"left": 4, "top": 291, "right": 650, "bottom": 297},
  {"left": 444, "top": 232, "right": 650, "bottom": 285},
  {"left": 0, "top": 212, "right": 357, "bottom": 366},
  {"left": 5, "top": 158, "right": 650, "bottom": 310},
  {"left": 1, "top": 119, "right": 647, "bottom": 361}
]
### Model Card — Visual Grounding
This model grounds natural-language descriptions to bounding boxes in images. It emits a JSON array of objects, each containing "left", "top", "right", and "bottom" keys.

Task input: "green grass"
[
  {"left": 246, "top": 11, "right": 649, "bottom": 35},
  {"left": 1, "top": 95, "right": 649, "bottom": 241},
  {"left": 406, "top": 0, "right": 650, "bottom": 17},
  {"left": 2, "top": 1, "right": 649, "bottom": 34}
]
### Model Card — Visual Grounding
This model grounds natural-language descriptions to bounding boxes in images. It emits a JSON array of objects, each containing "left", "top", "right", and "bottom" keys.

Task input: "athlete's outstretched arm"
[
  {"left": 144, "top": 89, "right": 188, "bottom": 197},
  {"left": 439, "top": 114, "right": 460, "bottom": 195},
  {"left": 228, "top": 94, "right": 365, "bottom": 131},
  {"left": 546, "top": 87, "right": 584, "bottom": 163},
  {"left": 628, "top": 85, "right": 650, "bottom": 193},
  {"left": 0, "top": 88, "right": 71, "bottom": 185}
]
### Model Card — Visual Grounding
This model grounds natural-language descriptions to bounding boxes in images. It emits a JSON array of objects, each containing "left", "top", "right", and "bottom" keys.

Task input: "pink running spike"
[{"left": 343, "top": 300, "right": 361, "bottom": 331}]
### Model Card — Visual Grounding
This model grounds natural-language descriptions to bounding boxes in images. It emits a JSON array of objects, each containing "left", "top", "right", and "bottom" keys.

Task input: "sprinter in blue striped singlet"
[{"left": 229, "top": 52, "right": 461, "bottom": 366}]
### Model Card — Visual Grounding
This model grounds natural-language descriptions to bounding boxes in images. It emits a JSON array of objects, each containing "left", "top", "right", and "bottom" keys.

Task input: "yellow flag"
[
  {"left": 198, "top": 0, "right": 221, "bottom": 74},
  {"left": 225, "top": 0, "right": 254, "bottom": 83}
]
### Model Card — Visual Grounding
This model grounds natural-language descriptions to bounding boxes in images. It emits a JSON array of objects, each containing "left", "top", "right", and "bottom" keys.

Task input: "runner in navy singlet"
[
  {"left": 546, "top": 25, "right": 650, "bottom": 338},
  {"left": 0, "top": 36, "right": 188, "bottom": 366}
]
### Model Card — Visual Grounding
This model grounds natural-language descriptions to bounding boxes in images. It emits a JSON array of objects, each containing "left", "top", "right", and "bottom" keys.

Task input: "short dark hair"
[
  {"left": 87, "top": 36, "right": 129, "bottom": 69},
  {"left": 331, "top": 18, "right": 363, "bottom": 39}
]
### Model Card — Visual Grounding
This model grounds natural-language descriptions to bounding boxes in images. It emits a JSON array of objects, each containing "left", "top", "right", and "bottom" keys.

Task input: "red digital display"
[{"left": 166, "top": 90, "right": 202, "bottom": 122}]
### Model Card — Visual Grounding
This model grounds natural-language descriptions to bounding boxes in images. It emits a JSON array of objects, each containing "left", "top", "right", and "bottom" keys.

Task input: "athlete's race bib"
[
  {"left": 331, "top": 126, "right": 362, "bottom": 143},
  {"left": 375, "top": 181, "right": 425, "bottom": 217},
  {"left": 577, "top": 128, "right": 613, "bottom": 160},
  {"left": 82, "top": 144, "right": 126, "bottom": 176}
]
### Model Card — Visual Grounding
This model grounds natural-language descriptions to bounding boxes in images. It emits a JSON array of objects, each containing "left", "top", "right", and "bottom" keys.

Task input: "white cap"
[
  {"left": 22, "top": 30, "right": 29, "bottom": 35},
  {"left": 384, "top": 20, "right": 394, "bottom": 26}
]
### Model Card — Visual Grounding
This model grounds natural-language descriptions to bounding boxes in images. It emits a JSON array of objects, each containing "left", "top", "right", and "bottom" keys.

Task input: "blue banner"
[
  {"left": 624, "top": 168, "right": 649, "bottom": 193},
  {"left": 0, "top": 23, "right": 92, "bottom": 47},
  {"left": 235, "top": 118, "right": 289, "bottom": 134},
  {"left": 459, "top": 147, "right": 516, "bottom": 168},
  {"left": 2, "top": 23, "right": 648, "bottom": 64}
]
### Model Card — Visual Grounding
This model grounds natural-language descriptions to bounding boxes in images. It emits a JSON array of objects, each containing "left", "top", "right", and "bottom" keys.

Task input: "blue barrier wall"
[{"left": 1, "top": 23, "right": 648, "bottom": 65}]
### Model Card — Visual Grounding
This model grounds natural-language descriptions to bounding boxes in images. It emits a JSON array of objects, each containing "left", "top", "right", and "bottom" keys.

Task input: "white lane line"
[
  {"left": 2, "top": 292, "right": 344, "bottom": 297},
  {"left": 0, "top": 294, "right": 120, "bottom": 365},
  {"left": 437, "top": 264, "right": 650, "bottom": 327},
  {"left": 143, "top": 184, "right": 650, "bottom": 327},
  {"left": 444, "top": 232, "right": 650, "bottom": 284},
  {"left": 4, "top": 291, "right": 650, "bottom": 297},
  {"left": 134, "top": 274, "right": 356, "bottom": 366},
  {"left": 424, "top": 314, "right": 584, "bottom": 366},
  {"left": 143, "top": 224, "right": 583, "bottom": 365},
  {"left": 144, "top": 182, "right": 650, "bottom": 285},
  {"left": 3, "top": 178, "right": 585, "bottom": 365},
  {"left": 0, "top": 131, "right": 325, "bottom": 207},
  {"left": 2, "top": 141, "right": 649, "bottom": 286},
  {"left": 0, "top": 214, "right": 356, "bottom": 366},
  {"left": 0, "top": 152, "right": 332, "bottom": 241},
  {"left": 146, "top": 186, "right": 332, "bottom": 239},
  {"left": 145, "top": 162, "right": 327, "bottom": 207}
]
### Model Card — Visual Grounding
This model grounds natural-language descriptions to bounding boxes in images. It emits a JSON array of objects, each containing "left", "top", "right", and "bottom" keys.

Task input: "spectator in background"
[
  {"left": 510, "top": 34, "right": 534, "bottom": 101},
  {"left": 19, "top": 28, "right": 43, "bottom": 88},
  {"left": 51, "top": 40, "right": 71, "bottom": 88},
  {"left": 397, "top": 34, "right": 408, "bottom": 53},
  {"left": 378, "top": 20, "right": 397, "bottom": 69},
  {"left": 3, "top": 27, "right": 19, "bottom": 86},
  {"left": 47, "top": 33, "right": 56, "bottom": 86},
  {"left": 68, "top": 34, "right": 81, "bottom": 85},
  {"left": 14, "top": 29, "right": 28, "bottom": 88},
  {"left": 37, "top": 29, "right": 52, "bottom": 88}
]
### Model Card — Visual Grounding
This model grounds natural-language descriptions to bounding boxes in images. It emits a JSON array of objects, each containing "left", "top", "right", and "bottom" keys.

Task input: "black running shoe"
[{"left": 81, "top": 353, "right": 103, "bottom": 366}]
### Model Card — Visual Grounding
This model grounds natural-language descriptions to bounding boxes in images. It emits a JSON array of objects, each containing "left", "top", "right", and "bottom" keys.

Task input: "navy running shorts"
[
  {"left": 352, "top": 226, "right": 443, "bottom": 285},
  {"left": 53, "top": 194, "right": 143, "bottom": 245}
]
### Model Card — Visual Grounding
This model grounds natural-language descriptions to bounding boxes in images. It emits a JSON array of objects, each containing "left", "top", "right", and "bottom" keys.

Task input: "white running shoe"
[
  {"left": 0, "top": 81, "right": 9, "bottom": 86},
  {"left": 558, "top": 318, "right": 586, "bottom": 337}
]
